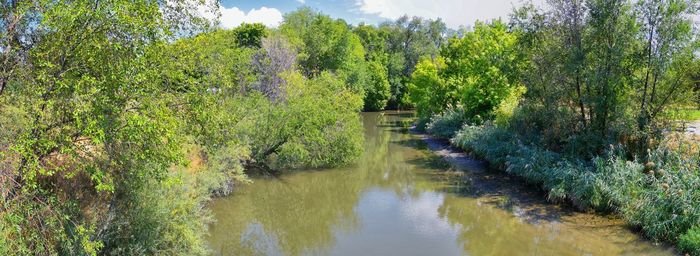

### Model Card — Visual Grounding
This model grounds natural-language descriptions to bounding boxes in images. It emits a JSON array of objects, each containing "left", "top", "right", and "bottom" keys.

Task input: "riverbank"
[
  {"left": 417, "top": 121, "right": 700, "bottom": 255},
  {"left": 417, "top": 132, "right": 678, "bottom": 252}
]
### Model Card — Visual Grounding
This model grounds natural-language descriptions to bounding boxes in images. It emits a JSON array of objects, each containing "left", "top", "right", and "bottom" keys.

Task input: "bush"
[
  {"left": 426, "top": 108, "right": 467, "bottom": 139},
  {"left": 101, "top": 170, "right": 212, "bottom": 255},
  {"left": 680, "top": 227, "right": 700, "bottom": 256},
  {"left": 616, "top": 144, "right": 700, "bottom": 243},
  {"left": 451, "top": 122, "right": 700, "bottom": 250},
  {"left": 205, "top": 143, "right": 251, "bottom": 196}
]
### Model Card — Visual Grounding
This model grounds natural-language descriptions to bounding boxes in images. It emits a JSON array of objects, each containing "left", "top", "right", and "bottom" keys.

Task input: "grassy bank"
[{"left": 422, "top": 119, "right": 700, "bottom": 255}]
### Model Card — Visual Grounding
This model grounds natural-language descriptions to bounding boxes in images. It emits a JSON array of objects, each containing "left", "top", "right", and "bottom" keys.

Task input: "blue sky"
[{"left": 213, "top": 0, "right": 544, "bottom": 29}]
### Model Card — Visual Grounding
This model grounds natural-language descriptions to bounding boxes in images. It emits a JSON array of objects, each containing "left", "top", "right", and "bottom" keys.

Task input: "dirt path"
[{"left": 686, "top": 120, "right": 700, "bottom": 135}]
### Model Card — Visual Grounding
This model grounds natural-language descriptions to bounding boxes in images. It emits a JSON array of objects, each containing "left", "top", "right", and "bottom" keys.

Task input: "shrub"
[
  {"left": 451, "top": 121, "right": 700, "bottom": 250},
  {"left": 680, "top": 227, "right": 700, "bottom": 256},
  {"left": 426, "top": 108, "right": 467, "bottom": 139},
  {"left": 205, "top": 143, "right": 251, "bottom": 196},
  {"left": 101, "top": 170, "right": 212, "bottom": 255}
]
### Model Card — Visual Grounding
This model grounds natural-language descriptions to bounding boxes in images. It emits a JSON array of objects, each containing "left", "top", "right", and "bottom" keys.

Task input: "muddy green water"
[{"left": 207, "top": 112, "right": 675, "bottom": 256}]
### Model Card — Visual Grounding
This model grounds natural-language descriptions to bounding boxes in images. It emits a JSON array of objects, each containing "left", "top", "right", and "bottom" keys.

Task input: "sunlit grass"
[{"left": 667, "top": 107, "right": 700, "bottom": 121}]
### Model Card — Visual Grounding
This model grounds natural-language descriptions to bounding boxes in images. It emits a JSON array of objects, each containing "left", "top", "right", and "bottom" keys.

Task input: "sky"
[{"left": 214, "top": 0, "right": 543, "bottom": 29}]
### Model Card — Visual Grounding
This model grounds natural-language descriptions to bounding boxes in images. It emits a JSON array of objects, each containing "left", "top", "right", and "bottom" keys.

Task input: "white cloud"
[
  {"left": 220, "top": 6, "right": 284, "bottom": 28},
  {"left": 355, "top": 0, "right": 544, "bottom": 28},
  {"left": 199, "top": 2, "right": 284, "bottom": 28},
  {"left": 296, "top": 0, "right": 305, "bottom": 4}
]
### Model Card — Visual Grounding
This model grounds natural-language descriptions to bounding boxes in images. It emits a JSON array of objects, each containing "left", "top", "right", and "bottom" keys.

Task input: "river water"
[{"left": 207, "top": 112, "right": 675, "bottom": 256}]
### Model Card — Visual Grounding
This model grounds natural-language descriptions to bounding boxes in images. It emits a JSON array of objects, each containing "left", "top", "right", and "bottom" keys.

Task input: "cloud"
[
  {"left": 296, "top": 0, "right": 305, "bottom": 3},
  {"left": 199, "top": 3, "right": 284, "bottom": 28},
  {"left": 355, "top": 0, "right": 543, "bottom": 28},
  {"left": 219, "top": 6, "right": 284, "bottom": 28}
]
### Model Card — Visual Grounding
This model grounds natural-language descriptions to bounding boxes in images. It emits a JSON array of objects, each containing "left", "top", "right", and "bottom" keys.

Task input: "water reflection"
[{"left": 207, "top": 112, "right": 673, "bottom": 256}]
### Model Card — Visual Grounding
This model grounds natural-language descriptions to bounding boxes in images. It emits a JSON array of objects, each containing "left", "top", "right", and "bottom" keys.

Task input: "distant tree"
[
  {"left": 353, "top": 24, "right": 391, "bottom": 110},
  {"left": 408, "top": 57, "right": 451, "bottom": 120},
  {"left": 363, "top": 60, "right": 391, "bottom": 111},
  {"left": 252, "top": 34, "right": 297, "bottom": 101},
  {"left": 441, "top": 20, "right": 525, "bottom": 123},
  {"left": 380, "top": 16, "right": 447, "bottom": 109},
  {"left": 233, "top": 23, "right": 268, "bottom": 48}
]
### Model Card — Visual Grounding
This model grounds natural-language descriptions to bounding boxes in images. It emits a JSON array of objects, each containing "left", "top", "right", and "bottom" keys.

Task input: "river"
[{"left": 207, "top": 112, "right": 675, "bottom": 256}]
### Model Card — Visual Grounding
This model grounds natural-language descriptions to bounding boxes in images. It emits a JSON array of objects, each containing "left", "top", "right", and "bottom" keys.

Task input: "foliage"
[
  {"left": 353, "top": 24, "right": 392, "bottom": 111},
  {"left": 508, "top": 0, "right": 698, "bottom": 155},
  {"left": 426, "top": 108, "right": 466, "bottom": 139},
  {"left": 381, "top": 16, "right": 447, "bottom": 109},
  {"left": 0, "top": 2, "right": 365, "bottom": 255},
  {"left": 353, "top": 23, "right": 389, "bottom": 64},
  {"left": 409, "top": 20, "right": 525, "bottom": 125},
  {"left": 441, "top": 20, "right": 526, "bottom": 123},
  {"left": 411, "top": 1, "right": 700, "bottom": 254},
  {"left": 232, "top": 23, "right": 268, "bottom": 48},
  {"left": 100, "top": 169, "right": 212, "bottom": 255},
  {"left": 362, "top": 60, "right": 391, "bottom": 111},
  {"left": 680, "top": 226, "right": 700, "bottom": 256},
  {"left": 252, "top": 34, "right": 298, "bottom": 101},
  {"left": 408, "top": 57, "right": 452, "bottom": 122},
  {"left": 279, "top": 7, "right": 398, "bottom": 112},
  {"left": 270, "top": 71, "right": 364, "bottom": 169},
  {"left": 451, "top": 123, "right": 700, "bottom": 251},
  {"left": 280, "top": 8, "right": 366, "bottom": 90}
]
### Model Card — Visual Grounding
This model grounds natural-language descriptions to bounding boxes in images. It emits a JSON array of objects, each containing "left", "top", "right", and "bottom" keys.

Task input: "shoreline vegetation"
[
  {"left": 2, "top": 0, "right": 700, "bottom": 255},
  {"left": 418, "top": 124, "right": 692, "bottom": 252},
  {"left": 407, "top": 0, "right": 700, "bottom": 252}
]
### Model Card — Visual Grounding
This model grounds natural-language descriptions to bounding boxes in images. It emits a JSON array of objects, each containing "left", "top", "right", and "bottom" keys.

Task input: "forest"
[{"left": 1, "top": 0, "right": 700, "bottom": 255}]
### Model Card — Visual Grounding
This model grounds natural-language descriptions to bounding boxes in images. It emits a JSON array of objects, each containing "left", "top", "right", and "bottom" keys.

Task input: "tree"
[
  {"left": 441, "top": 20, "right": 526, "bottom": 123},
  {"left": 380, "top": 16, "right": 447, "bottom": 109},
  {"left": 251, "top": 34, "right": 298, "bottom": 101},
  {"left": 233, "top": 23, "right": 268, "bottom": 48},
  {"left": 408, "top": 57, "right": 451, "bottom": 121},
  {"left": 363, "top": 61, "right": 391, "bottom": 111},
  {"left": 280, "top": 8, "right": 365, "bottom": 82},
  {"left": 635, "top": 0, "right": 697, "bottom": 151},
  {"left": 282, "top": 8, "right": 389, "bottom": 109},
  {"left": 0, "top": 0, "right": 214, "bottom": 254},
  {"left": 353, "top": 24, "right": 391, "bottom": 110}
]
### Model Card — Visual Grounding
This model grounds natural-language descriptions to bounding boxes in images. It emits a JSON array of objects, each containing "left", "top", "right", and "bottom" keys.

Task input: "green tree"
[
  {"left": 233, "top": 23, "right": 269, "bottom": 48},
  {"left": 408, "top": 57, "right": 452, "bottom": 121},
  {"left": 441, "top": 20, "right": 526, "bottom": 123},
  {"left": 363, "top": 60, "right": 391, "bottom": 111},
  {"left": 0, "top": 0, "right": 214, "bottom": 254},
  {"left": 280, "top": 8, "right": 365, "bottom": 81},
  {"left": 353, "top": 24, "right": 391, "bottom": 110},
  {"left": 381, "top": 16, "right": 447, "bottom": 109},
  {"left": 635, "top": 0, "right": 698, "bottom": 152},
  {"left": 280, "top": 7, "right": 373, "bottom": 114}
]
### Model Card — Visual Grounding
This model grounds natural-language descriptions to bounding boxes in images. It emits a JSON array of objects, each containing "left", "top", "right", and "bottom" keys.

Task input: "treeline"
[
  {"left": 275, "top": 8, "right": 451, "bottom": 111},
  {"left": 409, "top": 0, "right": 700, "bottom": 254},
  {"left": 0, "top": 3, "right": 400, "bottom": 255}
]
